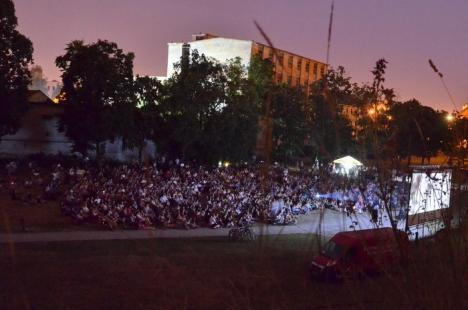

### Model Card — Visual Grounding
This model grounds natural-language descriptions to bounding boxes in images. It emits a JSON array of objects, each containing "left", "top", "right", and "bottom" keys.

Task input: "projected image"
[{"left": 409, "top": 170, "right": 452, "bottom": 215}]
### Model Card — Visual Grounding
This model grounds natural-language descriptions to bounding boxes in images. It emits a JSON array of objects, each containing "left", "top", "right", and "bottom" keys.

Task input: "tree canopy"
[
  {"left": 390, "top": 99, "right": 449, "bottom": 163},
  {"left": 56, "top": 40, "right": 135, "bottom": 157},
  {"left": 156, "top": 50, "right": 226, "bottom": 163},
  {"left": 0, "top": 0, "right": 33, "bottom": 138},
  {"left": 46, "top": 41, "right": 453, "bottom": 166}
]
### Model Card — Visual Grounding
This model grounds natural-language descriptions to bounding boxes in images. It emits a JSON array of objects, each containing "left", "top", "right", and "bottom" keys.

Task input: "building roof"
[
  {"left": 254, "top": 40, "right": 327, "bottom": 65},
  {"left": 27, "top": 90, "right": 56, "bottom": 105}
]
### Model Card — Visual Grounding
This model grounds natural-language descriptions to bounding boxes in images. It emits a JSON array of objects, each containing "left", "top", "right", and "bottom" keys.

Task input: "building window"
[
  {"left": 313, "top": 63, "right": 318, "bottom": 74},
  {"left": 288, "top": 56, "right": 293, "bottom": 68},
  {"left": 295, "top": 77, "right": 300, "bottom": 86},
  {"left": 277, "top": 52, "right": 284, "bottom": 65},
  {"left": 287, "top": 75, "right": 292, "bottom": 85},
  {"left": 320, "top": 66, "right": 325, "bottom": 76},
  {"left": 268, "top": 49, "right": 274, "bottom": 60},
  {"left": 276, "top": 73, "right": 282, "bottom": 83},
  {"left": 258, "top": 45, "right": 264, "bottom": 57},
  {"left": 305, "top": 62, "right": 310, "bottom": 72},
  {"left": 297, "top": 58, "right": 302, "bottom": 71}
]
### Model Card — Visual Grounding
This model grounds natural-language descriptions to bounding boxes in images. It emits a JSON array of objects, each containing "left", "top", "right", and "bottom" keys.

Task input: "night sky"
[{"left": 14, "top": 0, "right": 468, "bottom": 111}]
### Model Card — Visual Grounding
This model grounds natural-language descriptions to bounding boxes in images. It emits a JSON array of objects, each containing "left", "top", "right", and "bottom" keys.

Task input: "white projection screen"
[{"left": 409, "top": 169, "right": 452, "bottom": 216}]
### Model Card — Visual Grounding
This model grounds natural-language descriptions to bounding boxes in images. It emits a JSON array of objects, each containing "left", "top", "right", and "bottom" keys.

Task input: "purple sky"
[{"left": 14, "top": 0, "right": 468, "bottom": 111}]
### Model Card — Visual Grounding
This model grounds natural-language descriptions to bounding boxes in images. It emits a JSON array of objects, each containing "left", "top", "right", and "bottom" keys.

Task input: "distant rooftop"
[{"left": 191, "top": 33, "right": 219, "bottom": 41}]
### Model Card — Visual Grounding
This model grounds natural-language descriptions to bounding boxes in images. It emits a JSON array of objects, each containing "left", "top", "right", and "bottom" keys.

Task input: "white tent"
[{"left": 333, "top": 156, "right": 363, "bottom": 175}]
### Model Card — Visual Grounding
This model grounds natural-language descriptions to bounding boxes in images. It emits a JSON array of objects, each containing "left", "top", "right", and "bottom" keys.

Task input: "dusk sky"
[{"left": 14, "top": 0, "right": 468, "bottom": 111}]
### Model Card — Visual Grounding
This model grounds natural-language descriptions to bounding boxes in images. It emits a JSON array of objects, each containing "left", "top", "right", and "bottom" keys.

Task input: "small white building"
[{"left": 0, "top": 90, "right": 155, "bottom": 162}]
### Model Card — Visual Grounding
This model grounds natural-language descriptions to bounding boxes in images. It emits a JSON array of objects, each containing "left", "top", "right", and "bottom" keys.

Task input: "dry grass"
[
  {"left": 0, "top": 232, "right": 466, "bottom": 310},
  {"left": 0, "top": 191, "right": 98, "bottom": 233}
]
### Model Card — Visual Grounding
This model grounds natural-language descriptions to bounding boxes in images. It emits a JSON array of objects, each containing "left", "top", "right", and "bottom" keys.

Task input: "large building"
[{"left": 167, "top": 33, "right": 328, "bottom": 91}]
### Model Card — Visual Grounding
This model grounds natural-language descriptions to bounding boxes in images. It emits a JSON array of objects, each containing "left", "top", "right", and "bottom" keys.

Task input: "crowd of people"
[
  {"left": 2, "top": 157, "right": 409, "bottom": 230},
  {"left": 60, "top": 163, "right": 318, "bottom": 230}
]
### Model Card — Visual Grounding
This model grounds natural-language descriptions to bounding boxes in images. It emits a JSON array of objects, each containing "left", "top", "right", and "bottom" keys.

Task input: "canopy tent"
[
  {"left": 332, "top": 156, "right": 363, "bottom": 175},
  {"left": 333, "top": 156, "right": 363, "bottom": 167}
]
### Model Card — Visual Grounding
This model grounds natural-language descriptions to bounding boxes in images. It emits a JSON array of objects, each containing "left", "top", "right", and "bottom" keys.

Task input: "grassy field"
[
  {"left": 1, "top": 169, "right": 466, "bottom": 310},
  {"left": 0, "top": 191, "right": 98, "bottom": 233},
  {"left": 1, "top": 233, "right": 466, "bottom": 310}
]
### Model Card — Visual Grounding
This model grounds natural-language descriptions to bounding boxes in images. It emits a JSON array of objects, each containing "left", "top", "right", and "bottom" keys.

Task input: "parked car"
[{"left": 310, "top": 228, "right": 409, "bottom": 281}]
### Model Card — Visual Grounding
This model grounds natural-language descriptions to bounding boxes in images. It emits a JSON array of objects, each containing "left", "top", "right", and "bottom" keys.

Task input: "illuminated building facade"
[
  {"left": 340, "top": 104, "right": 361, "bottom": 134},
  {"left": 459, "top": 104, "right": 468, "bottom": 119},
  {"left": 166, "top": 33, "right": 327, "bottom": 92}
]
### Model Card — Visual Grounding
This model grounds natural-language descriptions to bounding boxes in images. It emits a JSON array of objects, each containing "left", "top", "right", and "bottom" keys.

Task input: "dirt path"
[{"left": 0, "top": 210, "right": 385, "bottom": 243}]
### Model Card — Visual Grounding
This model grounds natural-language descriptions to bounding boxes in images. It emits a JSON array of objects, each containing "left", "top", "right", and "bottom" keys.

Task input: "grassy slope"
[
  {"left": 0, "top": 191, "right": 98, "bottom": 233},
  {"left": 1, "top": 233, "right": 466, "bottom": 310}
]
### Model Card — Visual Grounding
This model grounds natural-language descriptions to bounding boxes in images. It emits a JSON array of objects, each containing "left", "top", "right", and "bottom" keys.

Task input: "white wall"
[
  {"left": 167, "top": 38, "right": 253, "bottom": 78},
  {"left": 0, "top": 105, "right": 72, "bottom": 155}
]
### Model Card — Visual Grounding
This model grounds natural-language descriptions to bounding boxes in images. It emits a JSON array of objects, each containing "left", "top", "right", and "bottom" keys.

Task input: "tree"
[
  {"left": 248, "top": 55, "right": 275, "bottom": 162},
  {"left": 353, "top": 59, "right": 396, "bottom": 160},
  {"left": 159, "top": 50, "right": 226, "bottom": 163},
  {"left": 271, "top": 85, "right": 311, "bottom": 162},
  {"left": 55, "top": 40, "right": 135, "bottom": 157},
  {"left": 390, "top": 99, "right": 447, "bottom": 164},
  {"left": 308, "top": 66, "right": 357, "bottom": 162},
  {"left": 0, "top": 0, "right": 33, "bottom": 138},
  {"left": 215, "top": 58, "right": 261, "bottom": 162},
  {"left": 248, "top": 55, "right": 274, "bottom": 98},
  {"left": 130, "top": 75, "right": 165, "bottom": 160},
  {"left": 309, "top": 94, "right": 355, "bottom": 162},
  {"left": 156, "top": 53, "right": 271, "bottom": 164},
  {"left": 313, "top": 66, "right": 356, "bottom": 105}
]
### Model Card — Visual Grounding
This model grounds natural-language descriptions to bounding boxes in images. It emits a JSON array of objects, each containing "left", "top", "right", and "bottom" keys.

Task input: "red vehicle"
[{"left": 310, "top": 228, "right": 409, "bottom": 281}]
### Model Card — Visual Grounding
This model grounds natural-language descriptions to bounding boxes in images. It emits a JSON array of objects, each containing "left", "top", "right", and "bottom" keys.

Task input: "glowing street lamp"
[{"left": 446, "top": 114, "right": 454, "bottom": 122}]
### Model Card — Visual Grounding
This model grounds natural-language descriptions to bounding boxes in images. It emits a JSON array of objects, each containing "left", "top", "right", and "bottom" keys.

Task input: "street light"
[{"left": 446, "top": 114, "right": 454, "bottom": 122}]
